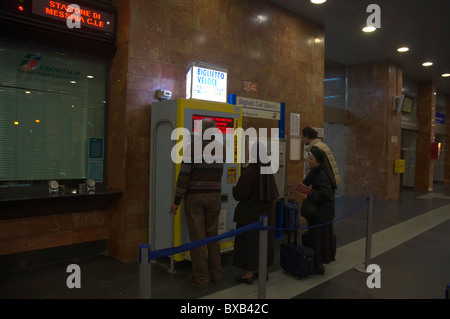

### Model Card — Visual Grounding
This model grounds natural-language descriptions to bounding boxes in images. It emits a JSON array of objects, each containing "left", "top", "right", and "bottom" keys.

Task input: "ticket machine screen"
[{"left": 192, "top": 114, "right": 234, "bottom": 134}]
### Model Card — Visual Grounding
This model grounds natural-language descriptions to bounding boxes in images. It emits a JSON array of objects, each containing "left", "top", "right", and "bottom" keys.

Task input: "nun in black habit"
[
  {"left": 232, "top": 141, "right": 279, "bottom": 284},
  {"left": 301, "top": 146, "right": 337, "bottom": 274}
]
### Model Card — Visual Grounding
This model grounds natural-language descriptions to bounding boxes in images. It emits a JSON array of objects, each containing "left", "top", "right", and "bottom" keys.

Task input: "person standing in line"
[
  {"left": 169, "top": 118, "right": 224, "bottom": 288},
  {"left": 301, "top": 127, "right": 341, "bottom": 185},
  {"left": 232, "top": 141, "right": 279, "bottom": 284},
  {"left": 300, "top": 146, "right": 337, "bottom": 274}
]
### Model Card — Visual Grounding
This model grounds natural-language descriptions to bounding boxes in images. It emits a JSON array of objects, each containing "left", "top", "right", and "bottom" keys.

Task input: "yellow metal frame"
[{"left": 173, "top": 99, "right": 242, "bottom": 261}]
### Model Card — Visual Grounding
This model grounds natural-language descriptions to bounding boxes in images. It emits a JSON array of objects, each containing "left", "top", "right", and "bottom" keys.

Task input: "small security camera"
[{"left": 156, "top": 89, "right": 172, "bottom": 100}]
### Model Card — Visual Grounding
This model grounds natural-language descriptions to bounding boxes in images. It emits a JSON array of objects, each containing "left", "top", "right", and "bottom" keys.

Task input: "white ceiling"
[{"left": 270, "top": 0, "right": 450, "bottom": 97}]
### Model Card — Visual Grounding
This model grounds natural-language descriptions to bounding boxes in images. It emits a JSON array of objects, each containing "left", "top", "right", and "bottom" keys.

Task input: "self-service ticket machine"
[{"left": 149, "top": 98, "right": 242, "bottom": 263}]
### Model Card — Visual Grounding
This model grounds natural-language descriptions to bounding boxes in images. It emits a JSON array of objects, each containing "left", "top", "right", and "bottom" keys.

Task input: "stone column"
[
  {"left": 415, "top": 82, "right": 436, "bottom": 191},
  {"left": 346, "top": 61, "right": 402, "bottom": 199}
]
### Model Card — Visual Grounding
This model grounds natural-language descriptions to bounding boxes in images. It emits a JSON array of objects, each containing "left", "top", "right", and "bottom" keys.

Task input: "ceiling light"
[
  {"left": 422, "top": 62, "right": 433, "bottom": 67},
  {"left": 397, "top": 47, "right": 409, "bottom": 52},
  {"left": 311, "top": 0, "right": 327, "bottom": 4},
  {"left": 87, "top": 75, "right": 94, "bottom": 79},
  {"left": 442, "top": 73, "right": 450, "bottom": 77},
  {"left": 362, "top": 26, "right": 376, "bottom": 32}
]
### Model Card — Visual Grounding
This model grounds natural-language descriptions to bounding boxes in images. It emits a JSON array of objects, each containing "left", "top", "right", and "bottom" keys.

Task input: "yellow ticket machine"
[{"left": 149, "top": 98, "right": 242, "bottom": 262}]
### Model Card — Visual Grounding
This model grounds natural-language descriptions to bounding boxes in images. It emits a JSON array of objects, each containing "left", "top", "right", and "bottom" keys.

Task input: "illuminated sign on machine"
[
  {"left": 31, "top": 0, "right": 115, "bottom": 33},
  {"left": 186, "top": 60, "right": 228, "bottom": 103},
  {"left": 192, "top": 115, "right": 234, "bottom": 134}
]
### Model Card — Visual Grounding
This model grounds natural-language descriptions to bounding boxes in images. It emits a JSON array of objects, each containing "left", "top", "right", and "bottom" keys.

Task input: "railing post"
[
  {"left": 258, "top": 215, "right": 268, "bottom": 299},
  {"left": 139, "top": 244, "right": 152, "bottom": 299},
  {"left": 354, "top": 194, "right": 374, "bottom": 273},
  {"left": 364, "top": 193, "right": 374, "bottom": 269}
]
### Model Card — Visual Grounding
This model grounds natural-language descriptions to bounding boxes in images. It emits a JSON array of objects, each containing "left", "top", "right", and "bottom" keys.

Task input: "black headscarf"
[
  {"left": 249, "top": 141, "right": 280, "bottom": 202},
  {"left": 304, "top": 146, "right": 337, "bottom": 190}
]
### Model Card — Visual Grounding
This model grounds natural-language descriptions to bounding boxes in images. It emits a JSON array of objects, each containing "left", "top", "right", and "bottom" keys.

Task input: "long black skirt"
[
  {"left": 306, "top": 223, "right": 335, "bottom": 266},
  {"left": 232, "top": 223, "right": 274, "bottom": 271}
]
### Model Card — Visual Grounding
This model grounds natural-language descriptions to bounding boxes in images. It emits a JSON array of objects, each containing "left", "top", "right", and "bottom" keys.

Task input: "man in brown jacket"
[{"left": 169, "top": 118, "right": 224, "bottom": 288}]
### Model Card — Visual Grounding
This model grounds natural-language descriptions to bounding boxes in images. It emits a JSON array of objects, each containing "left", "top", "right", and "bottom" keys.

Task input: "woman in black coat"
[
  {"left": 232, "top": 142, "right": 279, "bottom": 284},
  {"left": 300, "top": 146, "right": 337, "bottom": 274}
]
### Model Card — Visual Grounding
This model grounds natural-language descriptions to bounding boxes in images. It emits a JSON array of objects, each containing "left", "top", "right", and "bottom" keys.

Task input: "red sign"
[
  {"left": 244, "top": 81, "right": 258, "bottom": 93},
  {"left": 32, "top": 0, "right": 115, "bottom": 33}
]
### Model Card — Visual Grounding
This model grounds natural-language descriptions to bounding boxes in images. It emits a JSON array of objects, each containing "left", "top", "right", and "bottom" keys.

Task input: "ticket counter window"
[{"left": 0, "top": 41, "right": 107, "bottom": 185}]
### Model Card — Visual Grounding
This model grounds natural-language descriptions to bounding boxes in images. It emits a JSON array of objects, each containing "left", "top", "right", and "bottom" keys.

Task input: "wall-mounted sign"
[
  {"left": 89, "top": 137, "right": 104, "bottom": 159},
  {"left": 32, "top": 0, "right": 115, "bottom": 33},
  {"left": 235, "top": 96, "right": 281, "bottom": 120},
  {"left": 436, "top": 112, "right": 445, "bottom": 125},
  {"left": 394, "top": 159, "right": 405, "bottom": 174},
  {"left": 186, "top": 60, "right": 228, "bottom": 103},
  {"left": 0, "top": 0, "right": 116, "bottom": 40},
  {"left": 244, "top": 81, "right": 258, "bottom": 93}
]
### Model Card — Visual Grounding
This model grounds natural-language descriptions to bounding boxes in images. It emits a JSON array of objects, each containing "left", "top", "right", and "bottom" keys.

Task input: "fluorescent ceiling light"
[
  {"left": 397, "top": 47, "right": 409, "bottom": 52},
  {"left": 442, "top": 73, "right": 450, "bottom": 77},
  {"left": 311, "top": 0, "right": 327, "bottom": 4},
  {"left": 422, "top": 62, "right": 433, "bottom": 67}
]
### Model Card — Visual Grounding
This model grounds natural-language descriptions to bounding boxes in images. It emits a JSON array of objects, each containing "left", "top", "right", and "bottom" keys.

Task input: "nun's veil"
[{"left": 307, "top": 146, "right": 337, "bottom": 190}]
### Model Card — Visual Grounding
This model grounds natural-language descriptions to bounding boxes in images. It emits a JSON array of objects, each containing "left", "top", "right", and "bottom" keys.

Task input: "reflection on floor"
[{"left": 0, "top": 185, "right": 449, "bottom": 299}]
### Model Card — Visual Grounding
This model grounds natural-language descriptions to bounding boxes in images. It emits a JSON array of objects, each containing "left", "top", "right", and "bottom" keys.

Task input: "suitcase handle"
[{"left": 287, "top": 204, "right": 299, "bottom": 245}]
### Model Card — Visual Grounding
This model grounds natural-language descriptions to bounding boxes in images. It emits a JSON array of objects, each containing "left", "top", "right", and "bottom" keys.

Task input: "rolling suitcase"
[
  {"left": 282, "top": 200, "right": 300, "bottom": 231},
  {"left": 280, "top": 203, "right": 315, "bottom": 278}
]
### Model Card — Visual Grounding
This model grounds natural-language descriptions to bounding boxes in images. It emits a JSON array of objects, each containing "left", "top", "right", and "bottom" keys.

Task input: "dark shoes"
[
  {"left": 235, "top": 275, "right": 253, "bottom": 285},
  {"left": 188, "top": 275, "right": 208, "bottom": 288},
  {"left": 212, "top": 275, "right": 223, "bottom": 285},
  {"left": 236, "top": 272, "right": 270, "bottom": 285},
  {"left": 314, "top": 266, "right": 325, "bottom": 275}
]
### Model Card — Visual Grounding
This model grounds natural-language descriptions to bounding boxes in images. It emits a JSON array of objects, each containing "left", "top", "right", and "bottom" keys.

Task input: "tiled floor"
[{"left": 0, "top": 185, "right": 449, "bottom": 300}]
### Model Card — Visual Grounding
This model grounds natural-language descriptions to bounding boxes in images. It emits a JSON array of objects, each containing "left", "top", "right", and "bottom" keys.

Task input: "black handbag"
[{"left": 301, "top": 199, "right": 319, "bottom": 220}]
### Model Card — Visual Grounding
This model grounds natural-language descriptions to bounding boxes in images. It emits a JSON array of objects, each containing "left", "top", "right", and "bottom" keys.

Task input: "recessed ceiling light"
[
  {"left": 87, "top": 75, "right": 94, "bottom": 79},
  {"left": 311, "top": 0, "right": 327, "bottom": 4},
  {"left": 362, "top": 26, "right": 376, "bottom": 32},
  {"left": 397, "top": 47, "right": 409, "bottom": 52},
  {"left": 442, "top": 73, "right": 450, "bottom": 77},
  {"left": 422, "top": 62, "right": 433, "bottom": 67}
]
